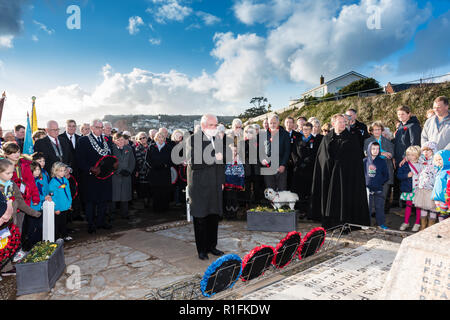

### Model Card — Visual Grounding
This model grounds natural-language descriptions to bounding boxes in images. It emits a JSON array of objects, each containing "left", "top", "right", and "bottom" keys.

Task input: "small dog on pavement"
[{"left": 264, "top": 188, "right": 299, "bottom": 210}]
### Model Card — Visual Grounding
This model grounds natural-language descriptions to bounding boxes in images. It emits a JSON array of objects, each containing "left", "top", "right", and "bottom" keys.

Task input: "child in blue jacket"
[
  {"left": 28, "top": 161, "right": 52, "bottom": 248},
  {"left": 432, "top": 150, "right": 450, "bottom": 220},
  {"left": 49, "top": 162, "right": 72, "bottom": 242},
  {"left": 364, "top": 142, "right": 389, "bottom": 229}
]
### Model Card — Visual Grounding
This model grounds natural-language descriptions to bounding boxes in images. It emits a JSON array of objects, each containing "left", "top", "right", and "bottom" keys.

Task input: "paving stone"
[
  {"left": 124, "top": 251, "right": 150, "bottom": 264},
  {"left": 77, "top": 254, "right": 110, "bottom": 274},
  {"left": 130, "top": 260, "right": 152, "bottom": 268},
  {"left": 93, "top": 288, "right": 117, "bottom": 300},
  {"left": 91, "top": 275, "right": 107, "bottom": 288}
]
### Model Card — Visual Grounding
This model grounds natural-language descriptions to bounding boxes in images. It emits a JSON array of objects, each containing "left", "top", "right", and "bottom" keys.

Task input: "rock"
[{"left": 379, "top": 219, "right": 450, "bottom": 300}]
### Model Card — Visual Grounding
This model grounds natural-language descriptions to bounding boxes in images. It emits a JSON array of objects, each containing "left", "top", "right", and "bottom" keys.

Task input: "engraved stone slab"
[
  {"left": 379, "top": 219, "right": 450, "bottom": 300},
  {"left": 243, "top": 239, "right": 400, "bottom": 300}
]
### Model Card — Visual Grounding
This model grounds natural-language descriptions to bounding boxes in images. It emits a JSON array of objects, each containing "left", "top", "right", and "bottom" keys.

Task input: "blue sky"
[{"left": 0, "top": 0, "right": 449, "bottom": 127}]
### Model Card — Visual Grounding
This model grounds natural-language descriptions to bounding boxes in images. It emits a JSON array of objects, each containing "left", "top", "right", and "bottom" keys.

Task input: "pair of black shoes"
[{"left": 198, "top": 248, "right": 224, "bottom": 260}]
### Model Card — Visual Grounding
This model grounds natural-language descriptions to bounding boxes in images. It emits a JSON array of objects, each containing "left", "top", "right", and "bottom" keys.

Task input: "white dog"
[{"left": 264, "top": 188, "right": 299, "bottom": 210}]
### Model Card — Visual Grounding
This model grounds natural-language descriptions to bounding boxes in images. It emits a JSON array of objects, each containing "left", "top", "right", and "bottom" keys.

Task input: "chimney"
[{"left": 320, "top": 75, "right": 325, "bottom": 85}]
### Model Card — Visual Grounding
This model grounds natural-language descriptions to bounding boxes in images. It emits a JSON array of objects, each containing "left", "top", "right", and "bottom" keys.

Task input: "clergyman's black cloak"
[{"left": 309, "top": 129, "right": 370, "bottom": 229}]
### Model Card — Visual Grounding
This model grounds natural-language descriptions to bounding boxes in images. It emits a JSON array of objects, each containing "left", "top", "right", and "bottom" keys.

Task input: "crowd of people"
[{"left": 0, "top": 95, "right": 449, "bottom": 267}]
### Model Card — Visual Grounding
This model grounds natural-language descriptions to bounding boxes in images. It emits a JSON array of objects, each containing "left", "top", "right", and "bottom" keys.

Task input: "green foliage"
[
  {"left": 248, "top": 206, "right": 294, "bottom": 213},
  {"left": 338, "top": 78, "right": 383, "bottom": 96},
  {"left": 21, "top": 241, "right": 58, "bottom": 264},
  {"left": 238, "top": 105, "right": 269, "bottom": 120},
  {"left": 276, "top": 82, "right": 450, "bottom": 132},
  {"left": 239, "top": 97, "right": 270, "bottom": 121}
]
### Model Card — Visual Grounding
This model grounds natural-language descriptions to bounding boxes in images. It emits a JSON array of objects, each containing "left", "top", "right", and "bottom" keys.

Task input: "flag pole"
[{"left": 0, "top": 91, "right": 6, "bottom": 124}]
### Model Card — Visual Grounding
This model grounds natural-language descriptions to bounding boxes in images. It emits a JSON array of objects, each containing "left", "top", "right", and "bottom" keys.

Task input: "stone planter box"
[
  {"left": 247, "top": 211, "right": 297, "bottom": 233},
  {"left": 16, "top": 239, "right": 66, "bottom": 296}
]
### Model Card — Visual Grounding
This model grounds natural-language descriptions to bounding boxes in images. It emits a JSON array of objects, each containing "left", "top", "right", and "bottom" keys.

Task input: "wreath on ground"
[
  {"left": 241, "top": 245, "right": 275, "bottom": 282},
  {"left": 200, "top": 254, "right": 242, "bottom": 297},
  {"left": 0, "top": 223, "right": 21, "bottom": 264},
  {"left": 298, "top": 227, "right": 326, "bottom": 260}
]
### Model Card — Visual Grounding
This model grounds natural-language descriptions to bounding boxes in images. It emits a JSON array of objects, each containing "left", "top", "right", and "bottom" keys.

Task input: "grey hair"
[
  {"left": 46, "top": 120, "right": 58, "bottom": 129},
  {"left": 200, "top": 114, "right": 218, "bottom": 125},
  {"left": 232, "top": 118, "right": 242, "bottom": 128},
  {"left": 91, "top": 119, "right": 103, "bottom": 127},
  {"left": 267, "top": 113, "right": 279, "bottom": 122}
]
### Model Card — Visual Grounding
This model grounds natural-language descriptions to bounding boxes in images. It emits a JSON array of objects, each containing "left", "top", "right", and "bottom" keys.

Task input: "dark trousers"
[
  {"left": 24, "top": 214, "right": 43, "bottom": 250},
  {"left": 152, "top": 186, "right": 170, "bottom": 212},
  {"left": 368, "top": 190, "right": 385, "bottom": 226},
  {"left": 55, "top": 210, "right": 68, "bottom": 239},
  {"left": 114, "top": 201, "right": 129, "bottom": 217},
  {"left": 193, "top": 214, "right": 219, "bottom": 255},
  {"left": 85, "top": 201, "right": 107, "bottom": 228}
]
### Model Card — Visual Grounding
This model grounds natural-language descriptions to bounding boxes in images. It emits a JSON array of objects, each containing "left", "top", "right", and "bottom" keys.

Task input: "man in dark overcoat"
[
  {"left": 76, "top": 119, "right": 115, "bottom": 233},
  {"left": 186, "top": 114, "right": 225, "bottom": 260},
  {"left": 34, "top": 120, "right": 73, "bottom": 174}
]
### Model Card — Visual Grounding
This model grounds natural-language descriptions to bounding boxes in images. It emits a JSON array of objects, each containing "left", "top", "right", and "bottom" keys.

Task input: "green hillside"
[{"left": 275, "top": 82, "right": 450, "bottom": 131}]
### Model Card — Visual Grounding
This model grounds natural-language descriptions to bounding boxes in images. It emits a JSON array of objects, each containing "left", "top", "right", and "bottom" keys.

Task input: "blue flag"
[{"left": 23, "top": 113, "right": 34, "bottom": 155}]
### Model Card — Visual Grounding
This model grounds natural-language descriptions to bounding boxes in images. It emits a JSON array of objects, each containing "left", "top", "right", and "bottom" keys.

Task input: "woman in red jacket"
[
  {"left": 2, "top": 142, "right": 40, "bottom": 257},
  {"left": 2, "top": 142, "right": 40, "bottom": 207}
]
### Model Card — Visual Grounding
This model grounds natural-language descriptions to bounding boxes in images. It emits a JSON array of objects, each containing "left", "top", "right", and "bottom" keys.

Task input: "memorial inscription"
[
  {"left": 243, "top": 239, "right": 399, "bottom": 300},
  {"left": 379, "top": 219, "right": 449, "bottom": 300}
]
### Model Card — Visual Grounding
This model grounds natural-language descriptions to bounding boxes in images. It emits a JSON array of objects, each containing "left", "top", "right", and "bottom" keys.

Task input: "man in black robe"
[{"left": 310, "top": 114, "right": 370, "bottom": 230}]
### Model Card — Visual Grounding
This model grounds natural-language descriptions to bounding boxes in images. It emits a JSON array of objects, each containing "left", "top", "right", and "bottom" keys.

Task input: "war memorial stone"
[
  {"left": 379, "top": 218, "right": 449, "bottom": 300},
  {"left": 243, "top": 239, "right": 400, "bottom": 300}
]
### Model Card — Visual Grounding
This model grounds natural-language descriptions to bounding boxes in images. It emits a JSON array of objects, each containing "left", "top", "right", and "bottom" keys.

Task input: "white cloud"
[
  {"left": 263, "top": 0, "right": 431, "bottom": 84},
  {"left": 3, "top": 65, "right": 243, "bottom": 127},
  {"left": 233, "top": 0, "right": 295, "bottom": 26},
  {"left": 149, "top": 38, "right": 161, "bottom": 45},
  {"left": 33, "top": 20, "right": 55, "bottom": 35},
  {"left": 127, "top": 16, "right": 145, "bottom": 35},
  {"left": 0, "top": 35, "right": 14, "bottom": 48},
  {"left": 210, "top": 32, "right": 272, "bottom": 102},
  {"left": 31, "top": 35, "right": 38, "bottom": 42},
  {"left": 196, "top": 11, "right": 221, "bottom": 26},
  {"left": 150, "top": 0, "right": 193, "bottom": 24}
]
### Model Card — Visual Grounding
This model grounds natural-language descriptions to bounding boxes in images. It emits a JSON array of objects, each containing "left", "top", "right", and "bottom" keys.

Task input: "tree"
[
  {"left": 250, "top": 97, "right": 268, "bottom": 109},
  {"left": 338, "top": 78, "right": 382, "bottom": 97},
  {"left": 238, "top": 97, "right": 270, "bottom": 120}
]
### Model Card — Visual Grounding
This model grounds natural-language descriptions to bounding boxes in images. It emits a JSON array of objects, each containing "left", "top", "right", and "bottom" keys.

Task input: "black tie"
[{"left": 98, "top": 137, "right": 102, "bottom": 145}]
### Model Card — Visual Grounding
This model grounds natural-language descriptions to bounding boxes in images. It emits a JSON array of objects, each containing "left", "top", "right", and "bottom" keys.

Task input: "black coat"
[
  {"left": 261, "top": 126, "right": 291, "bottom": 169},
  {"left": 310, "top": 129, "right": 370, "bottom": 229},
  {"left": 292, "top": 135, "right": 320, "bottom": 197},
  {"left": 76, "top": 134, "right": 113, "bottom": 202},
  {"left": 186, "top": 131, "right": 225, "bottom": 218},
  {"left": 287, "top": 130, "right": 302, "bottom": 168},
  {"left": 393, "top": 116, "right": 422, "bottom": 165},
  {"left": 58, "top": 132, "right": 81, "bottom": 173},
  {"left": 349, "top": 120, "right": 370, "bottom": 155},
  {"left": 34, "top": 136, "right": 73, "bottom": 174},
  {"left": 146, "top": 143, "right": 172, "bottom": 187}
]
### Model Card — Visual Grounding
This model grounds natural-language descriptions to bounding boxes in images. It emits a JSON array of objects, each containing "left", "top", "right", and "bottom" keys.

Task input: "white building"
[{"left": 300, "top": 71, "right": 368, "bottom": 99}]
